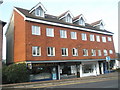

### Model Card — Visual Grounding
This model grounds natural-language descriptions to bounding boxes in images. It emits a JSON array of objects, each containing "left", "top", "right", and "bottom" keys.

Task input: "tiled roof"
[
  {"left": 91, "top": 20, "right": 102, "bottom": 26},
  {"left": 15, "top": 7, "right": 113, "bottom": 34},
  {"left": 58, "top": 10, "right": 69, "bottom": 19},
  {"left": 73, "top": 14, "right": 82, "bottom": 21}
]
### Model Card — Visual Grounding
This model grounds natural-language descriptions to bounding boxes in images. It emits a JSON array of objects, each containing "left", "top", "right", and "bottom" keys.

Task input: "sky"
[{"left": 0, "top": 0, "right": 119, "bottom": 59}]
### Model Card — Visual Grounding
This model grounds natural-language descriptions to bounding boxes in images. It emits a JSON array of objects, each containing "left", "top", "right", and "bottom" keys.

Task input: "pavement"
[{"left": 1, "top": 71, "right": 119, "bottom": 89}]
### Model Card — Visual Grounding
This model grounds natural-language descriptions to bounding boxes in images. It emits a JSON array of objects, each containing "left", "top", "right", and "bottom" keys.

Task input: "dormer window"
[
  {"left": 91, "top": 20, "right": 105, "bottom": 30},
  {"left": 35, "top": 7, "right": 44, "bottom": 17},
  {"left": 73, "top": 14, "right": 86, "bottom": 26},
  {"left": 79, "top": 17, "right": 85, "bottom": 26},
  {"left": 58, "top": 10, "right": 73, "bottom": 23},
  {"left": 66, "top": 14, "right": 72, "bottom": 23},
  {"left": 29, "top": 2, "right": 47, "bottom": 18},
  {"left": 100, "top": 22, "right": 104, "bottom": 30}
]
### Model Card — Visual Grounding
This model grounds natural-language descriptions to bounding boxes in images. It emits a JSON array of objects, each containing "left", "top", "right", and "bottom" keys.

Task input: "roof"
[
  {"left": 29, "top": 2, "right": 47, "bottom": 13},
  {"left": 73, "top": 14, "right": 82, "bottom": 21},
  {"left": 91, "top": 20, "right": 102, "bottom": 26},
  {"left": 58, "top": 10, "right": 74, "bottom": 20},
  {"left": 0, "top": 20, "right": 6, "bottom": 27},
  {"left": 14, "top": 7, "right": 113, "bottom": 35}
]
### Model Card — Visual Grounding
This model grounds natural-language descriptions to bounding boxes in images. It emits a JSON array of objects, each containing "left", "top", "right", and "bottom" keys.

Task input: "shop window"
[{"left": 82, "top": 64, "right": 94, "bottom": 73}]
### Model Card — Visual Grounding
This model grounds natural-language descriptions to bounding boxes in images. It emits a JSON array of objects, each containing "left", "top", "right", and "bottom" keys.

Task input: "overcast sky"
[{"left": 1, "top": 0, "right": 119, "bottom": 59}]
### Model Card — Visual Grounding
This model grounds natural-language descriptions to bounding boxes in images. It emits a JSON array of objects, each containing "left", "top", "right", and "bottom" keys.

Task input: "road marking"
[{"left": 32, "top": 77, "right": 118, "bottom": 88}]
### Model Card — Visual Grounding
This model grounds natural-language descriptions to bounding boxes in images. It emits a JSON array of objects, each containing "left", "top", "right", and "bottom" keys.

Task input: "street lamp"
[{"left": 0, "top": 0, "right": 3, "bottom": 4}]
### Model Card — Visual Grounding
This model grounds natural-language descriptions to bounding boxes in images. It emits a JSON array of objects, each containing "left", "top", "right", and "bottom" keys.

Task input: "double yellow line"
[{"left": 32, "top": 77, "right": 118, "bottom": 88}]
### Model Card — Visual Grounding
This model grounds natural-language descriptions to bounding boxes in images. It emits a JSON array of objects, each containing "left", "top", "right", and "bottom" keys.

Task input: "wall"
[{"left": 25, "top": 21, "right": 116, "bottom": 61}]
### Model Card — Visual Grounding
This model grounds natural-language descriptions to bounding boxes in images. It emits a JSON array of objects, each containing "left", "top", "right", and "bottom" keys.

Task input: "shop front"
[
  {"left": 80, "top": 61, "right": 100, "bottom": 77},
  {"left": 59, "top": 62, "right": 80, "bottom": 79},
  {"left": 27, "top": 63, "right": 58, "bottom": 81}
]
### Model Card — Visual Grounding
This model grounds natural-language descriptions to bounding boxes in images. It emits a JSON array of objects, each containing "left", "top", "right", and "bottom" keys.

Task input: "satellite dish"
[{"left": 0, "top": 0, "right": 3, "bottom": 4}]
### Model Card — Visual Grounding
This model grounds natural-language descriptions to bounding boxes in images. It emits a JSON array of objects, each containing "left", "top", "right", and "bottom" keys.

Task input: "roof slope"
[{"left": 15, "top": 7, "right": 113, "bottom": 34}]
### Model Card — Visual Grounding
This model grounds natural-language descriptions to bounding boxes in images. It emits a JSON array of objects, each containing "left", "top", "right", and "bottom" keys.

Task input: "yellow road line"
[{"left": 32, "top": 77, "right": 118, "bottom": 88}]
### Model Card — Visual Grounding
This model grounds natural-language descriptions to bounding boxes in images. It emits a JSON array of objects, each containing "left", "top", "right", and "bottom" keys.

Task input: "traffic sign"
[{"left": 106, "top": 56, "right": 110, "bottom": 62}]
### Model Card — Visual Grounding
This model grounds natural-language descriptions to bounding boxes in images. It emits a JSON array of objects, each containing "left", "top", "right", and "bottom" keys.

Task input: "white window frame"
[
  {"left": 98, "top": 50, "right": 102, "bottom": 56},
  {"left": 66, "top": 14, "right": 72, "bottom": 23},
  {"left": 35, "top": 8, "right": 44, "bottom": 17},
  {"left": 96, "top": 35, "right": 100, "bottom": 42},
  {"left": 83, "top": 49, "right": 88, "bottom": 56},
  {"left": 81, "top": 33, "right": 87, "bottom": 41},
  {"left": 32, "top": 25, "right": 40, "bottom": 35},
  {"left": 60, "top": 30, "right": 67, "bottom": 38},
  {"left": 61, "top": 48, "right": 68, "bottom": 56},
  {"left": 109, "top": 50, "right": 113, "bottom": 54},
  {"left": 72, "top": 48, "right": 78, "bottom": 56},
  {"left": 71, "top": 32, "right": 77, "bottom": 39},
  {"left": 91, "top": 49, "right": 96, "bottom": 56},
  {"left": 32, "top": 46, "right": 41, "bottom": 56},
  {"left": 46, "top": 28, "right": 54, "bottom": 37},
  {"left": 102, "top": 36, "right": 106, "bottom": 42},
  {"left": 103, "top": 49, "right": 108, "bottom": 56},
  {"left": 108, "top": 37, "right": 112, "bottom": 41},
  {"left": 47, "top": 47, "right": 55, "bottom": 56},
  {"left": 90, "top": 34, "right": 95, "bottom": 41},
  {"left": 79, "top": 17, "right": 85, "bottom": 26}
]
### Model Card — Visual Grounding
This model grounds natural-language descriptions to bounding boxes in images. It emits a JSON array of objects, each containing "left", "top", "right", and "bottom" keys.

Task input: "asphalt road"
[{"left": 47, "top": 79, "right": 118, "bottom": 88}]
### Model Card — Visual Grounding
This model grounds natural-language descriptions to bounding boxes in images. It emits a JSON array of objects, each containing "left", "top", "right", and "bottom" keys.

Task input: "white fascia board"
[
  {"left": 14, "top": 7, "right": 26, "bottom": 20},
  {"left": 29, "top": 3, "right": 47, "bottom": 13},
  {"left": 25, "top": 17, "right": 113, "bottom": 35}
]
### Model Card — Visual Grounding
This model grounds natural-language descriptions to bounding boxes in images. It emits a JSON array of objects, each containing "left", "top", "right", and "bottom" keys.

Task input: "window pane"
[
  {"left": 82, "top": 33, "right": 87, "bottom": 40},
  {"left": 32, "top": 46, "right": 40, "bottom": 56},
  {"left": 90, "top": 35, "right": 94, "bottom": 41},
  {"left": 96, "top": 36, "right": 100, "bottom": 42},
  {"left": 60, "top": 30, "right": 67, "bottom": 38},
  {"left": 46, "top": 28, "right": 54, "bottom": 37},
  {"left": 32, "top": 26, "right": 40, "bottom": 35},
  {"left": 102, "top": 37, "right": 106, "bottom": 42},
  {"left": 71, "top": 32, "right": 77, "bottom": 39}
]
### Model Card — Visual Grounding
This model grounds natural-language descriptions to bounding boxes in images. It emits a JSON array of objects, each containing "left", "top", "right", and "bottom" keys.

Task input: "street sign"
[{"left": 106, "top": 56, "right": 110, "bottom": 62}]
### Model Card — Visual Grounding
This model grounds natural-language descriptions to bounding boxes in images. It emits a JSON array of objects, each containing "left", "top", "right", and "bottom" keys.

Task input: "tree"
[{"left": 2, "top": 63, "right": 30, "bottom": 84}]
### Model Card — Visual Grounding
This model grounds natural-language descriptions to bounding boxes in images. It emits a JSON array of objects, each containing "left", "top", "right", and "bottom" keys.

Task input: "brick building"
[{"left": 6, "top": 2, "right": 116, "bottom": 81}]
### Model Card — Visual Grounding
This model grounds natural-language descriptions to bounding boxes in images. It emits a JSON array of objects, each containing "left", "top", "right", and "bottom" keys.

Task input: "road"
[{"left": 47, "top": 79, "right": 118, "bottom": 88}]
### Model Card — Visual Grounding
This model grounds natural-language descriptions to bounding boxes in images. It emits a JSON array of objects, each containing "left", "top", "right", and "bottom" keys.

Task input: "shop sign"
[
  {"left": 32, "top": 63, "right": 57, "bottom": 67},
  {"left": 106, "top": 56, "right": 110, "bottom": 62}
]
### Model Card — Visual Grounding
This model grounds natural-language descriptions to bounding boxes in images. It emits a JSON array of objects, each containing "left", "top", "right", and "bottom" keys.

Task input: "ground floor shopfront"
[{"left": 26, "top": 59, "right": 116, "bottom": 81}]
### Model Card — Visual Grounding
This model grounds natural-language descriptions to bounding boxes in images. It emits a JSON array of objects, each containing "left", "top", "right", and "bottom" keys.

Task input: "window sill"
[{"left": 32, "top": 55, "right": 41, "bottom": 57}]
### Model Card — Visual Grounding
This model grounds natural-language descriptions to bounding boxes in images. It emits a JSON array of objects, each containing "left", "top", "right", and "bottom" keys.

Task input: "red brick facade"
[{"left": 10, "top": 10, "right": 115, "bottom": 63}]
